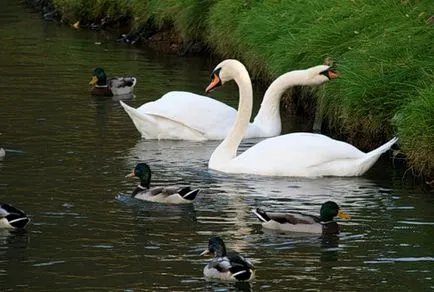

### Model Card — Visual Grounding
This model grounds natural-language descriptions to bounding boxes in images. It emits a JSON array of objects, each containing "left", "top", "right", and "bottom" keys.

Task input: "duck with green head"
[
  {"left": 89, "top": 67, "right": 137, "bottom": 97},
  {"left": 200, "top": 236, "right": 255, "bottom": 282},
  {"left": 125, "top": 162, "right": 200, "bottom": 204},
  {"left": 252, "top": 201, "right": 350, "bottom": 234}
]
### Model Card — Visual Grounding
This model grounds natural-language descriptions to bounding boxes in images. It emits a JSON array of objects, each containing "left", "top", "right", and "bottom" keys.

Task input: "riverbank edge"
[{"left": 25, "top": 0, "right": 433, "bottom": 182}]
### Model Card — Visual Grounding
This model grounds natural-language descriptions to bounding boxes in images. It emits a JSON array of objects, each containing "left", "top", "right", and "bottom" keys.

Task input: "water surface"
[{"left": 0, "top": 2, "right": 433, "bottom": 291}]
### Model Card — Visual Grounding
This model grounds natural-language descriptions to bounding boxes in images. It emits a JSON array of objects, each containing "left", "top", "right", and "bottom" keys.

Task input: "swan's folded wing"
[
  {"left": 236, "top": 132, "right": 367, "bottom": 171},
  {"left": 136, "top": 91, "right": 237, "bottom": 138},
  {"left": 120, "top": 100, "right": 207, "bottom": 140}
]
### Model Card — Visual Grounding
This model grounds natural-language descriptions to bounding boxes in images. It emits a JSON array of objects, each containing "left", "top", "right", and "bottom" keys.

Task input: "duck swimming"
[
  {"left": 0, "top": 203, "right": 30, "bottom": 230},
  {"left": 125, "top": 162, "right": 200, "bottom": 204},
  {"left": 200, "top": 236, "right": 255, "bottom": 282},
  {"left": 89, "top": 67, "right": 137, "bottom": 97},
  {"left": 252, "top": 201, "right": 350, "bottom": 234}
]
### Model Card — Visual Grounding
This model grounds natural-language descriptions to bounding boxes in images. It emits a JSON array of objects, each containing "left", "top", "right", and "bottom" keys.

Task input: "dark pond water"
[{"left": 0, "top": 2, "right": 433, "bottom": 291}]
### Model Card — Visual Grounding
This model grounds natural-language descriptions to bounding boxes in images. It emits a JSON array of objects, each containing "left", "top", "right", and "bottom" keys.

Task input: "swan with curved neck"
[
  {"left": 206, "top": 59, "right": 398, "bottom": 177},
  {"left": 119, "top": 64, "right": 336, "bottom": 140}
]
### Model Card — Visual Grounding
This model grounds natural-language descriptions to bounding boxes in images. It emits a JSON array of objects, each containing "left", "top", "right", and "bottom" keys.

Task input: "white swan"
[
  {"left": 119, "top": 64, "right": 336, "bottom": 140},
  {"left": 206, "top": 59, "right": 398, "bottom": 177}
]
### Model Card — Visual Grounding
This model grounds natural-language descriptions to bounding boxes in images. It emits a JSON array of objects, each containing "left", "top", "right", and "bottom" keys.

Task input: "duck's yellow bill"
[
  {"left": 337, "top": 209, "right": 350, "bottom": 219},
  {"left": 125, "top": 170, "right": 135, "bottom": 178},
  {"left": 200, "top": 249, "right": 211, "bottom": 256},
  {"left": 89, "top": 75, "right": 98, "bottom": 85}
]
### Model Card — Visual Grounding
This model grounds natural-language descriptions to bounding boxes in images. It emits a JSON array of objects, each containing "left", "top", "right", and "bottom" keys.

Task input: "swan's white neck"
[
  {"left": 209, "top": 67, "right": 253, "bottom": 168},
  {"left": 252, "top": 69, "right": 315, "bottom": 136}
]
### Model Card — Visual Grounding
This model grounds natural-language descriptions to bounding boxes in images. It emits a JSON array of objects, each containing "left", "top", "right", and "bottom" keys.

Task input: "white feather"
[
  {"left": 207, "top": 60, "right": 398, "bottom": 177},
  {"left": 120, "top": 65, "right": 333, "bottom": 140}
]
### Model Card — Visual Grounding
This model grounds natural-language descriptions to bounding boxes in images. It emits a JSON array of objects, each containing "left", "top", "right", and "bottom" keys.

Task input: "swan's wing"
[
  {"left": 136, "top": 91, "right": 238, "bottom": 138},
  {"left": 236, "top": 132, "right": 366, "bottom": 172}
]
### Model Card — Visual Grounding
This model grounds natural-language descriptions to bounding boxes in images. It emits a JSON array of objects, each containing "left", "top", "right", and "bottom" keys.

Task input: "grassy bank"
[{"left": 46, "top": 0, "right": 434, "bottom": 178}]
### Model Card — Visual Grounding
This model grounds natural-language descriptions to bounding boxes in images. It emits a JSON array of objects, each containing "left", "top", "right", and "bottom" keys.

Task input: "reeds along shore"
[{"left": 37, "top": 0, "right": 434, "bottom": 179}]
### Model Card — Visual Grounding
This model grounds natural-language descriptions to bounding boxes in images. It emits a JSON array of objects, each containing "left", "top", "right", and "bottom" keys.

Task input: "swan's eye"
[{"left": 209, "top": 67, "right": 222, "bottom": 80}]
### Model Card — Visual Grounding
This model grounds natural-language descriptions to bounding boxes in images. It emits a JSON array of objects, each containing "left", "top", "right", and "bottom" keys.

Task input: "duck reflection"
[
  {"left": 0, "top": 228, "right": 30, "bottom": 247},
  {"left": 204, "top": 280, "right": 254, "bottom": 292},
  {"left": 319, "top": 234, "right": 340, "bottom": 263}
]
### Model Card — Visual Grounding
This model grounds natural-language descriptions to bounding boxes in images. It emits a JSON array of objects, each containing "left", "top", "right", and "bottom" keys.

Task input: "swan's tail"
[
  {"left": 119, "top": 101, "right": 156, "bottom": 138},
  {"left": 252, "top": 208, "right": 271, "bottom": 223},
  {"left": 357, "top": 137, "right": 398, "bottom": 175},
  {"left": 178, "top": 187, "right": 200, "bottom": 201}
]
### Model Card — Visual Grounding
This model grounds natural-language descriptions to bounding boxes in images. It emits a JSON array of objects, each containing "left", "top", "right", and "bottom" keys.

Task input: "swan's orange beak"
[
  {"left": 328, "top": 70, "right": 339, "bottom": 79},
  {"left": 205, "top": 73, "right": 221, "bottom": 93}
]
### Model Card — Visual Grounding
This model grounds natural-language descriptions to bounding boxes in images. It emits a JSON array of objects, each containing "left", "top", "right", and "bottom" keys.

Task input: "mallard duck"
[
  {"left": 89, "top": 67, "right": 137, "bottom": 97},
  {"left": 252, "top": 201, "right": 350, "bottom": 234},
  {"left": 200, "top": 236, "right": 255, "bottom": 282},
  {"left": 125, "top": 162, "right": 200, "bottom": 204},
  {"left": 0, "top": 203, "right": 30, "bottom": 230}
]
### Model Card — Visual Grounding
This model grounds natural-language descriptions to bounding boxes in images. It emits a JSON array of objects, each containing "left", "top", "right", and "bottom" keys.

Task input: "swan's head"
[
  {"left": 200, "top": 236, "right": 227, "bottom": 257},
  {"left": 89, "top": 67, "right": 107, "bottom": 86},
  {"left": 125, "top": 162, "right": 152, "bottom": 188},
  {"left": 306, "top": 65, "right": 338, "bottom": 85},
  {"left": 205, "top": 59, "right": 247, "bottom": 93},
  {"left": 320, "top": 201, "right": 350, "bottom": 221}
]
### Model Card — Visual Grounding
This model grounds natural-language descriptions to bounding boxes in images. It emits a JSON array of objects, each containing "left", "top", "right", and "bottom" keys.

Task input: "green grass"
[
  {"left": 395, "top": 83, "right": 434, "bottom": 177},
  {"left": 50, "top": 0, "right": 434, "bottom": 178}
]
